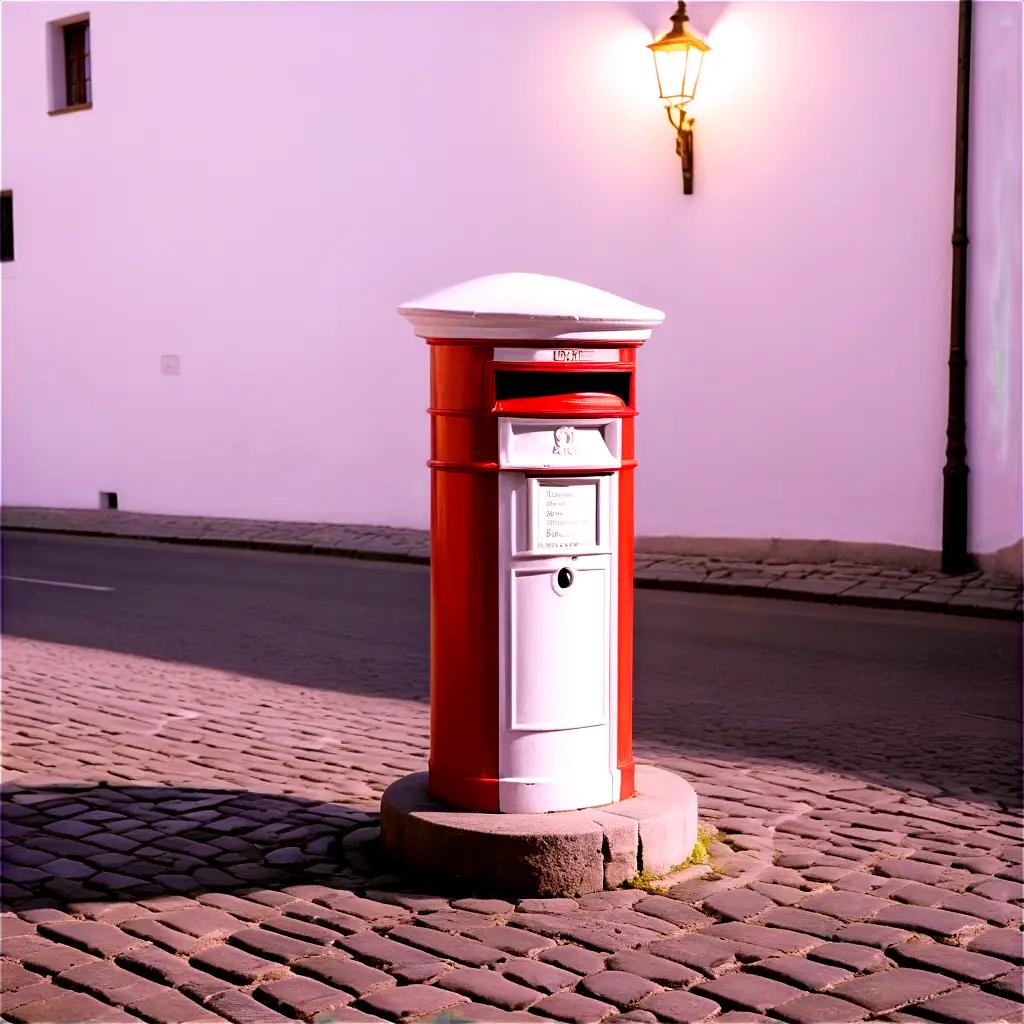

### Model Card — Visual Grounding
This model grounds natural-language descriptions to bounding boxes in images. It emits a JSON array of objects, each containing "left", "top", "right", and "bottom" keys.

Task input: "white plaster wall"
[{"left": 2, "top": 1, "right": 1020, "bottom": 554}]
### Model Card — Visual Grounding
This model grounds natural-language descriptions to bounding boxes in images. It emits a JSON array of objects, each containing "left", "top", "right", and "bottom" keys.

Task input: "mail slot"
[
  {"left": 399, "top": 272, "right": 665, "bottom": 813},
  {"left": 494, "top": 369, "right": 634, "bottom": 406}
]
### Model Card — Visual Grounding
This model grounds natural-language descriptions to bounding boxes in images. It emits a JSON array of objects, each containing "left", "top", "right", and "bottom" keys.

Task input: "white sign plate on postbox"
[
  {"left": 530, "top": 478, "right": 600, "bottom": 552},
  {"left": 499, "top": 418, "right": 621, "bottom": 470}
]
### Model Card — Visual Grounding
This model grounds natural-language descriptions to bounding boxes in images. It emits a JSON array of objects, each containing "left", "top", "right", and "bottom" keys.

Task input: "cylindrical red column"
[
  {"left": 400, "top": 275, "right": 664, "bottom": 813},
  {"left": 427, "top": 341, "right": 501, "bottom": 810},
  {"left": 616, "top": 346, "right": 638, "bottom": 801}
]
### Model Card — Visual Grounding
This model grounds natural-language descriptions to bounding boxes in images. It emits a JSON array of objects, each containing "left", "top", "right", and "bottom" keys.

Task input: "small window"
[
  {"left": 0, "top": 192, "right": 12, "bottom": 263},
  {"left": 49, "top": 16, "right": 92, "bottom": 114},
  {"left": 63, "top": 19, "right": 91, "bottom": 107}
]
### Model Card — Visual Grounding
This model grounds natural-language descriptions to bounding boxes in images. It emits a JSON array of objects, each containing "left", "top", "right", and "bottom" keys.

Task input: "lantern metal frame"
[{"left": 648, "top": 1, "right": 710, "bottom": 194}]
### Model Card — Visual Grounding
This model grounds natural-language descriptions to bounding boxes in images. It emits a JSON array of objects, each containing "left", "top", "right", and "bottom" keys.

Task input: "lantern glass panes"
[{"left": 649, "top": 22, "right": 709, "bottom": 106}]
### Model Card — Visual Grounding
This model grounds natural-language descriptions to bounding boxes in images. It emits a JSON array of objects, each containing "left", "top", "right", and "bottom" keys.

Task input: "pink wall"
[{"left": 2, "top": 1, "right": 1021, "bottom": 556}]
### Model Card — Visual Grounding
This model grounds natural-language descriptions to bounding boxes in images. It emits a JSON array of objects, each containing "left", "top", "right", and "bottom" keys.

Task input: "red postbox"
[{"left": 399, "top": 274, "right": 664, "bottom": 814}]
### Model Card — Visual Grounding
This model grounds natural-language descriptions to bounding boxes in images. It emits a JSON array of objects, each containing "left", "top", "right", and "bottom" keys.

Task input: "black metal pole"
[{"left": 941, "top": 0, "right": 973, "bottom": 574}]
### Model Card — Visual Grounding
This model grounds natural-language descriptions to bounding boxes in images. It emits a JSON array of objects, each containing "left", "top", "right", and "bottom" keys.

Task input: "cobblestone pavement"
[
  {"left": 2, "top": 542, "right": 1023, "bottom": 1024},
  {"left": 3, "top": 507, "right": 1021, "bottom": 620}
]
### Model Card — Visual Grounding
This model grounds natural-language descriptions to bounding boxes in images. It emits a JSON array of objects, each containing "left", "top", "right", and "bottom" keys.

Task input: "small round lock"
[{"left": 556, "top": 567, "right": 574, "bottom": 590}]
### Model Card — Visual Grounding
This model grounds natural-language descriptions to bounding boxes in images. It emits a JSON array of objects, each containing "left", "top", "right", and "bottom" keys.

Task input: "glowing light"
[{"left": 689, "top": 10, "right": 761, "bottom": 115}]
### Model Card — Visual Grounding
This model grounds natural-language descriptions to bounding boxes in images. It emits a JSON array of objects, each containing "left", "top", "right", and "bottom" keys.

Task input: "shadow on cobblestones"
[
  {"left": 2, "top": 535, "right": 430, "bottom": 702},
  {"left": 633, "top": 592, "right": 1023, "bottom": 812},
  {"left": 4, "top": 533, "right": 1021, "bottom": 812},
  {"left": 1, "top": 783, "right": 372, "bottom": 914}
]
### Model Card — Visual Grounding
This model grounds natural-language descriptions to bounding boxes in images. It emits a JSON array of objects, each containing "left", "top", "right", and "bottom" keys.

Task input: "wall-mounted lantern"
[{"left": 648, "top": 1, "right": 710, "bottom": 194}]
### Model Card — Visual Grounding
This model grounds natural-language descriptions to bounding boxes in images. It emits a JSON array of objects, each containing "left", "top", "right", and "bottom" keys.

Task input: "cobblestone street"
[{"left": 2, "top": 535, "right": 1022, "bottom": 1024}]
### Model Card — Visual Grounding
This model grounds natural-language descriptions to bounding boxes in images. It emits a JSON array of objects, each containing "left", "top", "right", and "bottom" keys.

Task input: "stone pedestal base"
[{"left": 379, "top": 764, "right": 698, "bottom": 897}]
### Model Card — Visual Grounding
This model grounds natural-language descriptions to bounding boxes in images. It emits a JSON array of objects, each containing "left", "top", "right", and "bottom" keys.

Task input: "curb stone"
[{"left": 2, "top": 507, "right": 1021, "bottom": 621}]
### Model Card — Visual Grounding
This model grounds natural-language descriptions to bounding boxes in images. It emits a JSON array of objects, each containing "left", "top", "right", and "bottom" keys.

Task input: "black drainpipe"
[{"left": 941, "top": 0, "right": 973, "bottom": 574}]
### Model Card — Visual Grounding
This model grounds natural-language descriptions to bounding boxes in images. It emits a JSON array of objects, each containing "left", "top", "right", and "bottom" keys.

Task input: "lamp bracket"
[
  {"left": 666, "top": 105, "right": 694, "bottom": 132},
  {"left": 666, "top": 105, "right": 695, "bottom": 194}
]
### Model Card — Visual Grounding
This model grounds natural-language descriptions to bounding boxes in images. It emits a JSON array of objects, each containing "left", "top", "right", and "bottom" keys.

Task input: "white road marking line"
[{"left": 1, "top": 575, "right": 114, "bottom": 592}]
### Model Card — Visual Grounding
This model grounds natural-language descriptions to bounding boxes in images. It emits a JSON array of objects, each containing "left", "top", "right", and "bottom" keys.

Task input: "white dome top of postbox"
[{"left": 398, "top": 273, "right": 665, "bottom": 342}]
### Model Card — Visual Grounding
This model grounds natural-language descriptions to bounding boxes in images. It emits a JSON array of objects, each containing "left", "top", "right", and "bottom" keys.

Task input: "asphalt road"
[{"left": 3, "top": 531, "right": 1021, "bottom": 807}]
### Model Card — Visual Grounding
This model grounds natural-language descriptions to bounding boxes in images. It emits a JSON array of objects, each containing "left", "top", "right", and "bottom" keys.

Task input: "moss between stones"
[
  {"left": 621, "top": 867, "right": 669, "bottom": 895},
  {"left": 621, "top": 824, "right": 722, "bottom": 894}
]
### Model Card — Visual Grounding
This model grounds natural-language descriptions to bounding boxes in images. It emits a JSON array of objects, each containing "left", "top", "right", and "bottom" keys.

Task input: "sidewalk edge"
[
  {"left": 5, "top": 523, "right": 1020, "bottom": 622},
  {"left": 0, "top": 524, "right": 431, "bottom": 566}
]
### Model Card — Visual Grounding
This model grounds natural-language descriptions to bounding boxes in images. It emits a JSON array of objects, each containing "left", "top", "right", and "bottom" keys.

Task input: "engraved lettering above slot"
[{"left": 494, "top": 347, "right": 621, "bottom": 364}]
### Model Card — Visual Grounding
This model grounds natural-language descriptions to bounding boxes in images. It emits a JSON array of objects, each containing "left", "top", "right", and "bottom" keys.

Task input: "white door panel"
[
  {"left": 510, "top": 562, "right": 609, "bottom": 732},
  {"left": 498, "top": 469, "right": 619, "bottom": 813}
]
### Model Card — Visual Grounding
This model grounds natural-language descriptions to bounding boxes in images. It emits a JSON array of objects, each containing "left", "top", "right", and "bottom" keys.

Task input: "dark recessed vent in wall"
[
  {"left": 99, "top": 491, "right": 118, "bottom": 510},
  {"left": 0, "top": 192, "right": 13, "bottom": 263}
]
